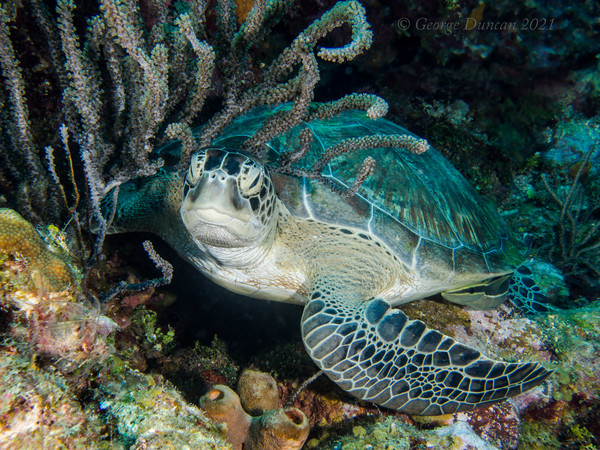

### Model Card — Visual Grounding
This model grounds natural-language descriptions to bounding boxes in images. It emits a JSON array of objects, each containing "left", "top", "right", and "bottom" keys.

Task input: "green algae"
[{"left": 129, "top": 305, "right": 176, "bottom": 354}]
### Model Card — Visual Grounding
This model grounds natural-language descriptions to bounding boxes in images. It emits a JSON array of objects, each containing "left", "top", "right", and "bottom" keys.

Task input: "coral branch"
[
  {"left": 0, "top": 6, "right": 40, "bottom": 176},
  {"left": 198, "top": 0, "right": 372, "bottom": 150},
  {"left": 243, "top": 52, "right": 319, "bottom": 156},
  {"left": 267, "top": 0, "right": 372, "bottom": 81},
  {"left": 312, "top": 134, "right": 429, "bottom": 174},
  {"left": 314, "top": 1, "right": 373, "bottom": 63},
  {"left": 142, "top": 240, "right": 173, "bottom": 286},
  {"left": 344, "top": 156, "right": 376, "bottom": 198},
  {"left": 273, "top": 133, "right": 429, "bottom": 197},
  {"left": 280, "top": 128, "right": 314, "bottom": 170},
  {"left": 309, "top": 93, "right": 389, "bottom": 121},
  {"left": 175, "top": 13, "right": 215, "bottom": 126}
]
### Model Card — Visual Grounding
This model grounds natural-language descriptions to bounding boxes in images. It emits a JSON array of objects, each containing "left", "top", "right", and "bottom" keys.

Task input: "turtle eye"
[
  {"left": 187, "top": 150, "right": 207, "bottom": 186},
  {"left": 238, "top": 161, "right": 264, "bottom": 197}
]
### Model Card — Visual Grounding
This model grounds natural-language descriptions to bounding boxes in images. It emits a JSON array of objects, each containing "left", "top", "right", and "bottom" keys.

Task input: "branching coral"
[
  {"left": 540, "top": 144, "right": 600, "bottom": 285},
  {"left": 0, "top": 0, "right": 386, "bottom": 251}
]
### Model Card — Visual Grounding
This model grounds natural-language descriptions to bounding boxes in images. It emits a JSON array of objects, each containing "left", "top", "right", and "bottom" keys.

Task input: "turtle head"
[{"left": 181, "top": 148, "right": 277, "bottom": 248}]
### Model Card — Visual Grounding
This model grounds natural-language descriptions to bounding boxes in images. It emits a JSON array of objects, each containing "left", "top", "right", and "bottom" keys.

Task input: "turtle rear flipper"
[
  {"left": 441, "top": 274, "right": 511, "bottom": 310},
  {"left": 509, "top": 264, "right": 563, "bottom": 315},
  {"left": 301, "top": 290, "right": 553, "bottom": 415}
]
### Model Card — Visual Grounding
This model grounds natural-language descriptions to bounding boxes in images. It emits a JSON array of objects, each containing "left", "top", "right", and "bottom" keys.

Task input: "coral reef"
[
  {"left": 305, "top": 415, "right": 487, "bottom": 449},
  {"left": 128, "top": 305, "right": 176, "bottom": 355},
  {"left": 0, "top": 0, "right": 599, "bottom": 447},
  {"left": 0, "top": 210, "right": 228, "bottom": 448},
  {"left": 199, "top": 369, "right": 310, "bottom": 450},
  {"left": 0, "top": 217, "right": 115, "bottom": 373},
  {"left": 100, "top": 368, "right": 229, "bottom": 449},
  {"left": 418, "top": 401, "right": 523, "bottom": 449},
  {"left": 158, "top": 336, "right": 241, "bottom": 404},
  {"left": 0, "top": 208, "right": 78, "bottom": 291},
  {"left": 279, "top": 378, "right": 388, "bottom": 428},
  {"left": 0, "top": 344, "right": 111, "bottom": 448},
  {"left": 26, "top": 293, "right": 117, "bottom": 369}
]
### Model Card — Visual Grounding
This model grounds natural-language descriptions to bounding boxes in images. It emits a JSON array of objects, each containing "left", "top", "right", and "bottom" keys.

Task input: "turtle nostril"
[{"left": 209, "top": 171, "right": 227, "bottom": 181}]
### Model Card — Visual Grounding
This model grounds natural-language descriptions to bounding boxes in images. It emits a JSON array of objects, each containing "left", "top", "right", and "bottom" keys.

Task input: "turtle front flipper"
[{"left": 301, "top": 293, "right": 553, "bottom": 415}]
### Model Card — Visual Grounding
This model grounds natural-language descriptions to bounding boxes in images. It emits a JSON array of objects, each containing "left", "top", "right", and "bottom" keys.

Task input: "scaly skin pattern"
[
  {"left": 302, "top": 295, "right": 551, "bottom": 415},
  {"left": 277, "top": 216, "right": 552, "bottom": 415},
  {"left": 0, "top": 208, "right": 76, "bottom": 291}
]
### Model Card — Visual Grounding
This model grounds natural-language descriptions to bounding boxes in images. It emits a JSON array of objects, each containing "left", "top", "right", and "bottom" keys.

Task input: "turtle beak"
[{"left": 182, "top": 169, "right": 252, "bottom": 224}]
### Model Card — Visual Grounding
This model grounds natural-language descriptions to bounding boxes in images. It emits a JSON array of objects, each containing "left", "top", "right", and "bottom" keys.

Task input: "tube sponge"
[
  {"left": 199, "top": 385, "right": 251, "bottom": 449},
  {"left": 200, "top": 371, "right": 310, "bottom": 450},
  {"left": 248, "top": 407, "right": 310, "bottom": 450},
  {"left": 237, "top": 368, "right": 280, "bottom": 414}
]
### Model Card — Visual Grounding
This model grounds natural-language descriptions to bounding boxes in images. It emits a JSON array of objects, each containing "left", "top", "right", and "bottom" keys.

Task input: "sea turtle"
[{"left": 102, "top": 105, "right": 553, "bottom": 415}]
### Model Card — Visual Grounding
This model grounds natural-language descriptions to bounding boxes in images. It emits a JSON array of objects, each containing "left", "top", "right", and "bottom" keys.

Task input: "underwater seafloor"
[{"left": 0, "top": 0, "right": 599, "bottom": 449}]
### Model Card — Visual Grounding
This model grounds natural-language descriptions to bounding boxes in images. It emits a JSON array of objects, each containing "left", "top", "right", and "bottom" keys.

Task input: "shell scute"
[{"left": 214, "top": 105, "right": 519, "bottom": 277}]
